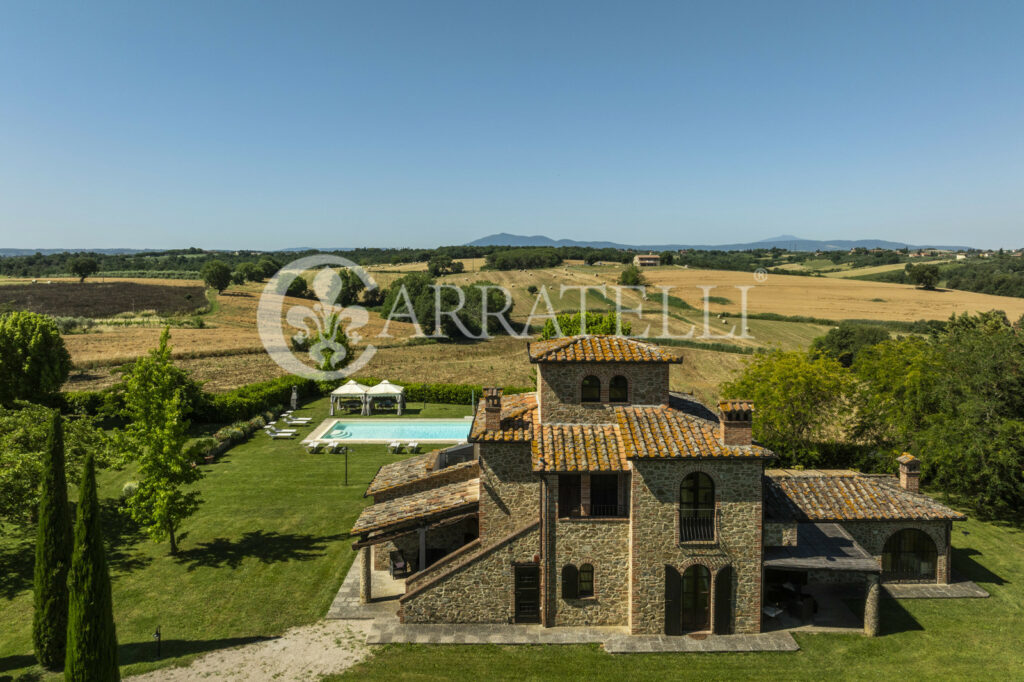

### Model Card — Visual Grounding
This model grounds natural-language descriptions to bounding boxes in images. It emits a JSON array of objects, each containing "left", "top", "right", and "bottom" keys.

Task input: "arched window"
[
  {"left": 581, "top": 375, "right": 601, "bottom": 402},
  {"left": 609, "top": 375, "right": 628, "bottom": 402},
  {"left": 680, "top": 473, "right": 715, "bottom": 542},
  {"left": 578, "top": 564, "right": 594, "bottom": 597},
  {"left": 883, "top": 529, "right": 938, "bottom": 582},
  {"left": 561, "top": 564, "right": 595, "bottom": 599}
]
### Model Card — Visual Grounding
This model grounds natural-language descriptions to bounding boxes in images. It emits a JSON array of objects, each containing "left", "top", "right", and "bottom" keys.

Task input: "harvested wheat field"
[{"left": 642, "top": 267, "right": 1024, "bottom": 322}]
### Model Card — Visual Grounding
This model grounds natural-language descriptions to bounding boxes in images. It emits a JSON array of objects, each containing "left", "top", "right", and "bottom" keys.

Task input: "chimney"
[
  {"left": 484, "top": 387, "right": 503, "bottom": 432},
  {"left": 897, "top": 453, "right": 920, "bottom": 493},
  {"left": 718, "top": 400, "right": 753, "bottom": 446}
]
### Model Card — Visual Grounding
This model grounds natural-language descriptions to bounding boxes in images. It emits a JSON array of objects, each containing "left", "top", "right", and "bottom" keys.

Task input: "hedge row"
[{"left": 61, "top": 375, "right": 534, "bottom": 426}]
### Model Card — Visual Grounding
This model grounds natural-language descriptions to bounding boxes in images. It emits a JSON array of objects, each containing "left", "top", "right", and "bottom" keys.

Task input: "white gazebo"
[
  {"left": 365, "top": 380, "right": 406, "bottom": 415},
  {"left": 330, "top": 380, "right": 369, "bottom": 416}
]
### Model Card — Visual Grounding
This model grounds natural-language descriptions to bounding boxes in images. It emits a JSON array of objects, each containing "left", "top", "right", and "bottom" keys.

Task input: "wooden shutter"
[
  {"left": 665, "top": 565, "right": 682, "bottom": 636},
  {"left": 562, "top": 565, "right": 579, "bottom": 600}
]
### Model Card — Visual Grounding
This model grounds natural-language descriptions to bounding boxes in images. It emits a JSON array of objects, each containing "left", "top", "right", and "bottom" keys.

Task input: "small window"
[
  {"left": 680, "top": 472, "right": 715, "bottom": 542},
  {"left": 581, "top": 375, "right": 601, "bottom": 402},
  {"left": 562, "top": 564, "right": 579, "bottom": 599},
  {"left": 579, "top": 564, "right": 594, "bottom": 597},
  {"left": 609, "top": 375, "right": 628, "bottom": 402},
  {"left": 558, "top": 474, "right": 582, "bottom": 518},
  {"left": 562, "top": 564, "right": 595, "bottom": 599},
  {"left": 589, "top": 474, "right": 621, "bottom": 517}
]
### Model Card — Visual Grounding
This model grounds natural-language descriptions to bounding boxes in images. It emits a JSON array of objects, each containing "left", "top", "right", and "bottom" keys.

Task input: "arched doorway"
[
  {"left": 882, "top": 529, "right": 938, "bottom": 582},
  {"left": 681, "top": 565, "right": 711, "bottom": 631}
]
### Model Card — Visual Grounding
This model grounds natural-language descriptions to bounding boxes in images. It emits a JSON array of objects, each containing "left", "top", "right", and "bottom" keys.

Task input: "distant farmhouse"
[
  {"left": 632, "top": 253, "right": 660, "bottom": 267},
  {"left": 351, "top": 336, "right": 965, "bottom": 637}
]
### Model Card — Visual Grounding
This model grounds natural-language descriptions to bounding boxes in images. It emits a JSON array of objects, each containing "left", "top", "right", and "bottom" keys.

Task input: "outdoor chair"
[
  {"left": 407, "top": 441, "right": 420, "bottom": 453},
  {"left": 388, "top": 441, "right": 402, "bottom": 454},
  {"left": 265, "top": 429, "right": 294, "bottom": 439},
  {"left": 305, "top": 440, "right": 325, "bottom": 453},
  {"left": 265, "top": 426, "right": 298, "bottom": 435},
  {"left": 389, "top": 550, "right": 407, "bottom": 578}
]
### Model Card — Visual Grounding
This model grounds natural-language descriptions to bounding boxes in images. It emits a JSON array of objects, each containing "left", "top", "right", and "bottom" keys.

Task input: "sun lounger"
[
  {"left": 285, "top": 418, "right": 313, "bottom": 424},
  {"left": 265, "top": 429, "right": 294, "bottom": 439},
  {"left": 407, "top": 441, "right": 420, "bottom": 453},
  {"left": 388, "top": 441, "right": 402, "bottom": 453},
  {"left": 305, "top": 440, "right": 325, "bottom": 453},
  {"left": 265, "top": 426, "right": 298, "bottom": 435}
]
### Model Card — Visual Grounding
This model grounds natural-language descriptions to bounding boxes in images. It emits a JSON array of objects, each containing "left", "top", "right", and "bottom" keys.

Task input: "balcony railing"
[
  {"left": 589, "top": 503, "right": 627, "bottom": 518},
  {"left": 680, "top": 510, "right": 715, "bottom": 542}
]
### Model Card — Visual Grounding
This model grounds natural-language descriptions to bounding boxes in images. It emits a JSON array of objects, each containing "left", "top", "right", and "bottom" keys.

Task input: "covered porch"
[
  {"left": 349, "top": 477, "right": 480, "bottom": 604},
  {"left": 763, "top": 523, "right": 883, "bottom": 636}
]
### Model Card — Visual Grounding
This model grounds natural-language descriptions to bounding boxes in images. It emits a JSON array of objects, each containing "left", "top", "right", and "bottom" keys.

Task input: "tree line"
[
  {"left": 1, "top": 311, "right": 207, "bottom": 676},
  {"left": 724, "top": 312, "right": 1024, "bottom": 521}
]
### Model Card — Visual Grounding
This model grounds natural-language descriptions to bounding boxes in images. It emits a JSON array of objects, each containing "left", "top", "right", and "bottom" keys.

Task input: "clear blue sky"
[{"left": 0, "top": 0, "right": 1021, "bottom": 250}]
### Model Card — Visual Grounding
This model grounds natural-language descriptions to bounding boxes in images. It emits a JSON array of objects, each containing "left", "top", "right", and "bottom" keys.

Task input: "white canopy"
[
  {"left": 332, "top": 380, "right": 369, "bottom": 397},
  {"left": 366, "top": 379, "right": 405, "bottom": 396}
]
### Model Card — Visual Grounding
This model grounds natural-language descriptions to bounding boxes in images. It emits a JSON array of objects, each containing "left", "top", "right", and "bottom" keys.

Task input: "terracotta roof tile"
[
  {"left": 527, "top": 335, "right": 682, "bottom": 363},
  {"left": 351, "top": 478, "right": 480, "bottom": 536},
  {"left": 365, "top": 451, "right": 478, "bottom": 497},
  {"left": 764, "top": 470, "right": 965, "bottom": 522},
  {"left": 532, "top": 424, "right": 627, "bottom": 472},
  {"left": 616, "top": 405, "right": 774, "bottom": 459},
  {"left": 469, "top": 392, "right": 537, "bottom": 442}
]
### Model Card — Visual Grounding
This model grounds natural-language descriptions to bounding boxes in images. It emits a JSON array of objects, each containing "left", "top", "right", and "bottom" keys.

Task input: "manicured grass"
[
  {"left": 336, "top": 514, "right": 1024, "bottom": 681},
  {"left": 0, "top": 399, "right": 472, "bottom": 680}
]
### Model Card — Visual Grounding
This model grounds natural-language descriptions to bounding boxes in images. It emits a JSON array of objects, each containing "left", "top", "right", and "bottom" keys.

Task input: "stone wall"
[
  {"left": 550, "top": 517, "right": 631, "bottom": 626},
  {"left": 537, "top": 363, "right": 670, "bottom": 424},
  {"left": 842, "top": 519, "right": 952, "bottom": 584},
  {"left": 400, "top": 526, "right": 540, "bottom": 624},
  {"left": 478, "top": 441, "right": 538, "bottom": 541},
  {"left": 764, "top": 521, "right": 798, "bottom": 548},
  {"left": 628, "top": 458, "right": 764, "bottom": 635}
]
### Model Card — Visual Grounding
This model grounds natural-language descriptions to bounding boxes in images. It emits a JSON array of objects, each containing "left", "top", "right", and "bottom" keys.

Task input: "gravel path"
[{"left": 128, "top": 619, "right": 374, "bottom": 682}]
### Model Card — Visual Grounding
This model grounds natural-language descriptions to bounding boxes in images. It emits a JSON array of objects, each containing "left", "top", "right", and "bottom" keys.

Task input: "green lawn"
[
  {"left": 336, "top": 514, "right": 1024, "bottom": 681},
  {"left": 0, "top": 398, "right": 472, "bottom": 680}
]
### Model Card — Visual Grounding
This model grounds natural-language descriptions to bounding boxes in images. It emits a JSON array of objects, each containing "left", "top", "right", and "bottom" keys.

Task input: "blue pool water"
[{"left": 323, "top": 419, "right": 472, "bottom": 442}]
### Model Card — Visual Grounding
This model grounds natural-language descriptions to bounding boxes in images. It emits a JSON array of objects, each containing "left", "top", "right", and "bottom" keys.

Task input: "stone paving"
[
  {"left": 883, "top": 579, "right": 988, "bottom": 599},
  {"left": 326, "top": 564, "right": 403, "bottom": 620},
  {"left": 366, "top": 621, "right": 799, "bottom": 652},
  {"left": 604, "top": 632, "right": 799, "bottom": 654},
  {"left": 367, "top": 623, "right": 620, "bottom": 645}
]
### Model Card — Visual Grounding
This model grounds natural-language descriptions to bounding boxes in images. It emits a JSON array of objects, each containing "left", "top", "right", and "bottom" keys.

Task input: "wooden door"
[
  {"left": 514, "top": 565, "right": 540, "bottom": 623},
  {"left": 681, "top": 565, "right": 711, "bottom": 631},
  {"left": 665, "top": 565, "right": 682, "bottom": 635}
]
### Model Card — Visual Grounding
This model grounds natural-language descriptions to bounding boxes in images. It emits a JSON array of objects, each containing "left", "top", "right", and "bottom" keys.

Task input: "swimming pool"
[{"left": 320, "top": 419, "right": 472, "bottom": 443}]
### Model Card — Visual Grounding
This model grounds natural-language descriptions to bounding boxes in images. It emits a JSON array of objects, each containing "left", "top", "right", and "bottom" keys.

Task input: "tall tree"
[
  {"left": 68, "top": 257, "right": 99, "bottom": 283},
  {"left": 200, "top": 260, "right": 232, "bottom": 294},
  {"left": 65, "top": 452, "right": 120, "bottom": 681},
  {"left": 121, "top": 329, "right": 201, "bottom": 554},
  {"left": 32, "top": 410, "right": 72, "bottom": 670},
  {"left": 0, "top": 311, "right": 73, "bottom": 406}
]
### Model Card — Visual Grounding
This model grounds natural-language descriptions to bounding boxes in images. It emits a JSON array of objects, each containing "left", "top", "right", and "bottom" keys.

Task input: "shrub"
[{"left": 120, "top": 481, "right": 139, "bottom": 503}]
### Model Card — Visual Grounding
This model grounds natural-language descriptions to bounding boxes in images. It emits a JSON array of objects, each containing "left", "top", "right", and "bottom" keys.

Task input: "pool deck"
[{"left": 302, "top": 417, "right": 473, "bottom": 445}]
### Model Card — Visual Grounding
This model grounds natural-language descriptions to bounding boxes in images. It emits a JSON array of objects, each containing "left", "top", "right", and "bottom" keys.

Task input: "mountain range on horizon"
[
  {"left": 0, "top": 234, "right": 979, "bottom": 257},
  {"left": 465, "top": 232, "right": 976, "bottom": 252}
]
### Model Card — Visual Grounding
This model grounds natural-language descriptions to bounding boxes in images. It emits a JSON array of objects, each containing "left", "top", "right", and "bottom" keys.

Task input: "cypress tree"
[
  {"left": 32, "top": 410, "right": 72, "bottom": 670},
  {"left": 65, "top": 452, "right": 120, "bottom": 681}
]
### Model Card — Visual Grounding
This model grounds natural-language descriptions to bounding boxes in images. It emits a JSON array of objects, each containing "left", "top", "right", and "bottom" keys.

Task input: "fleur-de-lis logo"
[{"left": 257, "top": 255, "right": 376, "bottom": 380}]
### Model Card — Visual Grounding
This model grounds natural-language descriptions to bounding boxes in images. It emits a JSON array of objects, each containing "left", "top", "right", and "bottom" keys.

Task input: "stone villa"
[{"left": 350, "top": 336, "right": 964, "bottom": 636}]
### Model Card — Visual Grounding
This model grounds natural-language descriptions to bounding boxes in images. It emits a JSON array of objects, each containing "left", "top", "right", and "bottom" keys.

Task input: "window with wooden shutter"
[
  {"left": 578, "top": 564, "right": 594, "bottom": 597},
  {"left": 562, "top": 564, "right": 579, "bottom": 599}
]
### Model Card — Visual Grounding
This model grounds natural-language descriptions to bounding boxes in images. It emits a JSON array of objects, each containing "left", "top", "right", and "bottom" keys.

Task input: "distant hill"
[
  {"left": 466, "top": 232, "right": 974, "bottom": 252},
  {"left": 0, "top": 248, "right": 156, "bottom": 257}
]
